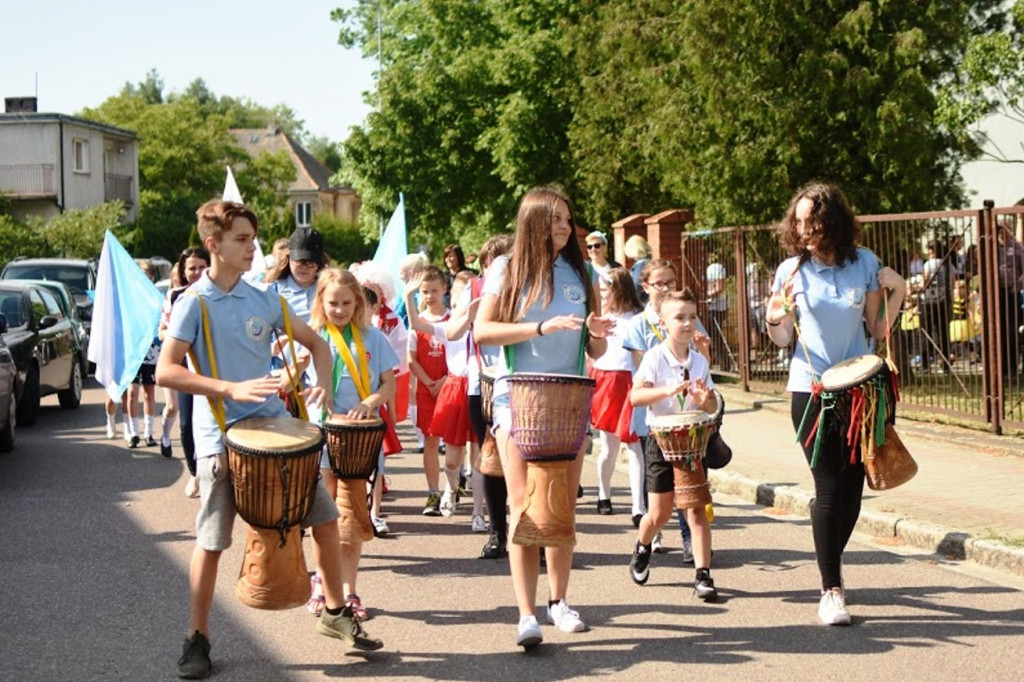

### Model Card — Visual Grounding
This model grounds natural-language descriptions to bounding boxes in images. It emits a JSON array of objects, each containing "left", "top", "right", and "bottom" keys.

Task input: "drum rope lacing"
[{"left": 782, "top": 262, "right": 901, "bottom": 468}]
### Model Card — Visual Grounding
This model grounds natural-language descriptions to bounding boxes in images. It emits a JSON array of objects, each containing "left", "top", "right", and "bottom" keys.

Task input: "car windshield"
[{"left": 4, "top": 265, "right": 90, "bottom": 295}]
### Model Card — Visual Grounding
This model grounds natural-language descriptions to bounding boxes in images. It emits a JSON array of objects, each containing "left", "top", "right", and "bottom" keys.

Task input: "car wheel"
[
  {"left": 58, "top": 360, "right": 83, "bottom": 409},
  {"left": 17, "top": 364, "right": 40, "bottom": 427},
  {"left": 0, "top": 391, "right": 15, "bottom": 452}
]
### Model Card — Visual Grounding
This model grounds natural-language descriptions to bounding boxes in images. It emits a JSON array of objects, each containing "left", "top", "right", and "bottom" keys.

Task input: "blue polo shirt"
[
  {"left": 771, "top": 247, "right": 880, "bottom": 393},
  {"left": 274, "top": 274, "right": 316, "bottom": 322},
  {"left": 167, "top": 272, "right": 292, "bottom": 458},
  {"left": 483, "top": 254, "right": 589, "bottom": 411},
  {"left": 328, "top": 325, "right": 400, "bottom": 414}
]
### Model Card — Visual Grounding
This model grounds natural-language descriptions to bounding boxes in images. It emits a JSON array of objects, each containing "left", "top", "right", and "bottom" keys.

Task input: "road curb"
[{"left": 703, "top": 467, "right": 1023, "bottom": 580}]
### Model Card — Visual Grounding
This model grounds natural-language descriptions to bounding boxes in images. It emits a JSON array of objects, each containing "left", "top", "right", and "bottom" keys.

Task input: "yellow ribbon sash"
[{"left": 326, "top": 322, "right": 370, "bottom": 401}]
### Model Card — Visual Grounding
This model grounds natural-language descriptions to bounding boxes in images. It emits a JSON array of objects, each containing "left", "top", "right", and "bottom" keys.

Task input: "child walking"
[
  {"left": 628, "top": 288, "right": 720, "bottom": 601},
  {"left": 408, "top": 265, "right": 450, "bottom": 516},
  {"left": 590, "top": 268, "right": 645, "bottom": 518},
  {"left": 157, "top": 200, "right": 382, "bottom": 679},
  {"left": 306, "top": 268, "right": 399, "bottom": 621}
]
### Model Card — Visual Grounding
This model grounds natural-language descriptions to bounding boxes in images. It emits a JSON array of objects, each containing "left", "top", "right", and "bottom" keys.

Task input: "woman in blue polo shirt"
[
  {"left": 474, "top": 186, "right": 614, "bottom": 650},
  {"left": 766, "top": 182, "right": 906, "bottom": 627}
]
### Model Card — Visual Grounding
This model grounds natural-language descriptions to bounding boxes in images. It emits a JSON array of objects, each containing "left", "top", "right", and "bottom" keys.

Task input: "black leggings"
[
  {"left": 791, "top": 392, "right": 865, "bottom": 590},
  {"left": 178, "top": 391, "right": 196, "bottom": 476},
  {"left": 469, "top": 394, "right": 508, "bottom": 539}
]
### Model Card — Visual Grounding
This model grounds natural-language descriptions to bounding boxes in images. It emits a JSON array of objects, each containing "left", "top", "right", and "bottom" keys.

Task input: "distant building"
[
  {"left": 229, "top": 126, "right": 360, "bottom": 228},
  {"left": 0, "top": 99, "right": 139, "bottom": 222}
]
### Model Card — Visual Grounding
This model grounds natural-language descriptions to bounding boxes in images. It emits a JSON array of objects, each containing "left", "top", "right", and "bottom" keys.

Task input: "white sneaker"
[
  {"left": 440, "top": 491, "right": 456, "bottom": 517},
  {"left": 516, "top": 615, "right": 543, "bottom": 648},
  {"left": 105, "top": 423, "right": 116, "bottom": 439},
  {"left": 818, "top": 588, "right": 851, "bottom": 626},
  {"left": 652, "top": 531, "right": 665, "bottom": 553},
  {"left": 371, "top": 517, "right": 390, "bottom": 537},
  {"left": 471, "top": 514, "right": 488, "bottom": 533},
  {"left": 184, "top": 476, "right": 199, "bottom": 498},
  {"left": 546, "top": 600, "right": 586, "bottom": 633}
]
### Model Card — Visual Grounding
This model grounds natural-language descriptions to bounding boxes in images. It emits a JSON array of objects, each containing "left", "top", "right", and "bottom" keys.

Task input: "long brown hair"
[
  {"left": 779, "top": 182, "right": 860, "bottom": 266},
  {"left": 497, "top": 186, "right": 593, "bottom": 322},
  {"left": 602, "top": 267, "right": 643, "bottom": 315}
]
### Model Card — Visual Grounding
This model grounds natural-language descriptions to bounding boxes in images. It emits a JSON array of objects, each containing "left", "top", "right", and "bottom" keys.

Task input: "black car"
[
  {"left": 0, "top": 257, "right": 97, "bottom": 335},
  {"left": 17, "top": 279, "right": 90, "bottom": 377},
  {"left": 0, "top": 281, "right": 83, "bottom": 426},
  {"left": 0, "top": 326, "right": 16, "bottom": 451}
]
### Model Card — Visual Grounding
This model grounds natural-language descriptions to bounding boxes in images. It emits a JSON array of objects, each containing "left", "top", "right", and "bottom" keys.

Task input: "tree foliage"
[
  {"left": 80, "top": 73, "right": 299, "bottom": 258},
  {"left": 336, "top": 0, "right": 1004, "bottom": 248},
  {"left": 937, "top": 0, "right": 1023, "bottom": 162}
]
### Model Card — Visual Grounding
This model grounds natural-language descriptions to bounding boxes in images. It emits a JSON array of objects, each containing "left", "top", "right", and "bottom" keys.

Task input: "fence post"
[
  {"left": 979, "top": 200, "right": 1002, "bottom": 434},
  {"left": 734, "top": 228, "right": 751, "bottom": 391}
]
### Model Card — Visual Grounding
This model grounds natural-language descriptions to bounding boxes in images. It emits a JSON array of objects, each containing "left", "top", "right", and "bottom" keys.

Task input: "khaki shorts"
[{"left": 195, "top": 452, "right": 339, "bottom": 552}]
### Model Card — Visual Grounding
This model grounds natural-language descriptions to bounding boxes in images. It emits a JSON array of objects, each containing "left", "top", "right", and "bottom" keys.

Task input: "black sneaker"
[
  {"left": 161, "top": 442, "right": 173, "bottom": 458},
  {"left": 146, "top": 436, "right": 158, "bottom": 447},
  {"left": 596, "top": 499, "right": 613, "bottom": 515},
  {"left": 631, "top": 513, "right": 643, "bottom": 528},
  {"left": 577, "top": 484, "right": 584, "bottom": 499},
  {"left": 479, "top": 532, "right": 507, "bottom": 559},
  {"left": 177, "top": 630, "right": 211, "bottom": 679},
  {"left": 422, "top": 492, "right": 441, "bottom": 516},
  {"left": 630, "top": 540, "right": 651, "bottom": 585},
  {"left": 129, "top": 436, "right": 140, "bottom": 449},
  {"left": 694, "top": 570, "right": 718, "bottom": 601}
]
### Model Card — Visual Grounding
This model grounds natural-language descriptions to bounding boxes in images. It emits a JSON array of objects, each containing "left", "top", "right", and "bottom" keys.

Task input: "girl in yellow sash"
[{"left": 306, "top": 269, "right": 399, "bottom": 621}]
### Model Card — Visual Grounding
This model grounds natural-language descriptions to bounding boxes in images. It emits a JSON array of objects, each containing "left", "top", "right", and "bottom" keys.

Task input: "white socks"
[{"left": 161, "top": 412, "right": 177, "bottom": 447}]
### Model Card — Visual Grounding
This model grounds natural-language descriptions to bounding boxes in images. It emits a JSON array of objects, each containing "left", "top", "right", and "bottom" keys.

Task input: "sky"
[
  {"left": 2, "top": 0, "right": 375, "bottom": 143},
  {"left": 3, "top": 1, "right": 1020, "bottom": 209}
]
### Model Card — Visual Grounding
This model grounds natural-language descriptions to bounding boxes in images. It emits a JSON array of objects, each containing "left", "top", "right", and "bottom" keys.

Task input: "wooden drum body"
[
  {"left": 323, "top": 416, "right": 385, "bottom": 543},
  {"left": 480, "top": 365, "right": 499, "bottom": 427},
  {"left": 226, "top": 416, "right": 324, "bottom": 610},
  {"left": 506, "top": 372, "right": 595, "bottom": 548},
  {"left": 650, "top": 412, "right": 715, "bottom": 510}
]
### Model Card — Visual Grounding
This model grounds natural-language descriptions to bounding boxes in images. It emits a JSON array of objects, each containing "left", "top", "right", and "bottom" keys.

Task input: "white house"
[{"left": 0, "top": 100, "right": 140, "bottom": 222}]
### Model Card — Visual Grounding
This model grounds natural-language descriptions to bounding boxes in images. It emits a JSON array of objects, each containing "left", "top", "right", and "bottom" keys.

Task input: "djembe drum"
[
  {"left": 226, "top": 416, "right": 324, "bottom": 610},
  {"left": 506, "top": 372, "right": 595, "bottom": 548},
  {"left": 480, "top": 365, "right": 499, "bottom": 426},
  {"left": 649, "top": 411, "right": 715, "bottom": 509},
  {"left": 323, "top": 416, "right": 386, "bottom": 543}
]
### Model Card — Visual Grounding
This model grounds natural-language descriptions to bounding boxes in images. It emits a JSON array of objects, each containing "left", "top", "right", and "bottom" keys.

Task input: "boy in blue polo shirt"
[{"left": 157, "top": 200, "right": 382, "bottom": 680}]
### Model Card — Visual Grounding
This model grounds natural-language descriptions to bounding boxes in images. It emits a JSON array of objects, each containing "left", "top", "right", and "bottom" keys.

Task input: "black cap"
[{"left": 288, "top": 227, "right": 324, "bottom": 262}]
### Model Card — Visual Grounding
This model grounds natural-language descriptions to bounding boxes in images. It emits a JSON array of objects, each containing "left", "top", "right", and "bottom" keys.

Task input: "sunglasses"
[{"left": 586, "top": 243, "right": 605, "bottom": 250}]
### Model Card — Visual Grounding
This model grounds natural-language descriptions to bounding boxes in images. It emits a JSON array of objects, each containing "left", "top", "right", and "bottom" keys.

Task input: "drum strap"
[
  {"left": 185, "top": 293, "right": 227, "bottom": 433},
  {"left": 504, "top": 326, "right": 587, "bottom": 375},
  {"left": 327, "top": 322, "right": 371, "bottom": 401}
]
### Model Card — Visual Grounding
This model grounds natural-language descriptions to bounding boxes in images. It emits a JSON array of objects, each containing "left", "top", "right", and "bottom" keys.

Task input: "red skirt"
[
  {"left": 590, "top": 368, "right": 638, "bottom": 443},
  {"left": 394, "top": 372, "right": 410, "bottom": 423},
  {"left": 428, "top": 375, "right": 475, "bottom": 446}
]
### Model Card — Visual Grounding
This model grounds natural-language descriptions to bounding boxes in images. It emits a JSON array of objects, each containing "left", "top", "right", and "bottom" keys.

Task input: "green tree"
[
  {"left": 38, "top": 201, "right": 127, "bottom": 258},
  {"left": 937, "top": 0, "right": 1023, "bottom": 163}
]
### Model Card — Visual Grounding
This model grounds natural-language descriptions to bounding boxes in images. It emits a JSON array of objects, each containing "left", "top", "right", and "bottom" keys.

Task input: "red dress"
[{"left": 413, "top": 315, "right": 448, "bottom": 432}]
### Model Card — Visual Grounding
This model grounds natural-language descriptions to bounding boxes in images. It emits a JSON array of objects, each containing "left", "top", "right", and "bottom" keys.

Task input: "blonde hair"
[
  {"left": 310, "top": 268, "right": 367, "bottom": 332},
  {"left": 624, "top": 234, "right": 651, "bottom": 260}
]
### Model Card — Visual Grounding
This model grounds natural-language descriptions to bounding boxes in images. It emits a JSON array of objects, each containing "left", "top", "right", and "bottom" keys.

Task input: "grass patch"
[{"left": 978, "top": 531, "right": 1024, "bottom": 549}]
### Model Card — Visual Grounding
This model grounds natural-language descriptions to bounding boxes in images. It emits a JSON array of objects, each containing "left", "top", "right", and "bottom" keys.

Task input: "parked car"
[
  {"left": 0, "top": 323, "right": 17, "bottom": 451},
  {"left": 0, "top": 257, "right": 98, "bottom": 335},
  {"left": 15, "top": 279, "right": 89, "bottom": 377},
  {"left": 0, "top": 281, "right": 83, "bottom": 426}
]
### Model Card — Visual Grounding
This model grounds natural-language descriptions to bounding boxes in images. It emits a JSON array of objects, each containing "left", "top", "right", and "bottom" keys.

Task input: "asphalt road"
[{"left": 2, "top": 380, "right": 1023, "bottom": 681}]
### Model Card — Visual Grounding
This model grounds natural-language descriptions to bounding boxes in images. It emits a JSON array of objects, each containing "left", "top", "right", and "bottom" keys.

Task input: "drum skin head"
[
  {"left": 227, "top": 417, "right": 323, "bottom": 452},
  {"left": 820, "top": 354, "right": 884, "bottom": 391},
  {"left": 649, "top": 411, "right": 714, "bottom": 432},
  {"left": 325, "top": 415, "right": 385, "bottom": 429}
]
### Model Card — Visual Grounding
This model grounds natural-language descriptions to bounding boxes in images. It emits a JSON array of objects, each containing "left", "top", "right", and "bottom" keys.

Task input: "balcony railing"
[
  {"left": 104, "top": 173, "right": 134, "bottom": 205},
  {"left": 0, "top": 164, "right": 56, "bottom": 197}
]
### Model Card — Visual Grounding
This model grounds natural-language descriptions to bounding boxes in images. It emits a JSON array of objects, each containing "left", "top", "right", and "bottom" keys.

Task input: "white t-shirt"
[
  {"left": 634, "top": 342, "right": 714, "bottom": 425},
  {"left": 593, "top": 310, "right": 636, "bottom": 372}
]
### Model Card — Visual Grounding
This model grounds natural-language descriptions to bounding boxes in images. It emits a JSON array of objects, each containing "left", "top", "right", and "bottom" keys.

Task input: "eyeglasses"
[
  {"left": 586, "top": 243, "right": 604, "bottom": 250},
  {"left": 646, "top": 279, "right": 676, "bottom": 291},
  {"left": 293, "top": 259, "right": 318, "bottom": 267}
]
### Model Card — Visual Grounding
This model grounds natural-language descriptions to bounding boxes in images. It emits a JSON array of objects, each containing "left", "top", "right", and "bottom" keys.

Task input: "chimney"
[{"left": 5, "top": 97, "right": 38, "bottom": 113}]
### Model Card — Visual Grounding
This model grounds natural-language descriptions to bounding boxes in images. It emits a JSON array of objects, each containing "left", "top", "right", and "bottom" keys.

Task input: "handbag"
[{"left": 864, "top": 425, "right": 917, "bottom": 490}]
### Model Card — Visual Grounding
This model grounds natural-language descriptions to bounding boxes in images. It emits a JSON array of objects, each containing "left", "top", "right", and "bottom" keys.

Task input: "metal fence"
[{"left": 674, "top": 203, "right": 1024, "bottom": 435}]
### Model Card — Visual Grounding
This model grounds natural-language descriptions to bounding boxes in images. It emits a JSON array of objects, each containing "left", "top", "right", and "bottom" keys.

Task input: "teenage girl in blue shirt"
[
  {"left": 766, "top": 183, "right": 906, "bottom": 626},
  {"left": 474, "top": 186, "right": 615, "bottom": 649}
]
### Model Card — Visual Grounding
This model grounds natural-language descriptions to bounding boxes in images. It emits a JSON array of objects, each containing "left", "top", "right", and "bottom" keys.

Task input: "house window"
[
  {"left": 295, "top": 201, "right": 312, "bottom": 227},
  {"left": 73, "top": 138, "right": 89, "bottom": 173}
]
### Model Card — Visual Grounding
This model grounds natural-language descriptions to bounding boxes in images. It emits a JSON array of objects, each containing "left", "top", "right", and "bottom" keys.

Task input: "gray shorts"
[{"left": 195, "top": 452, "right": 339, "bottom": 552}]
